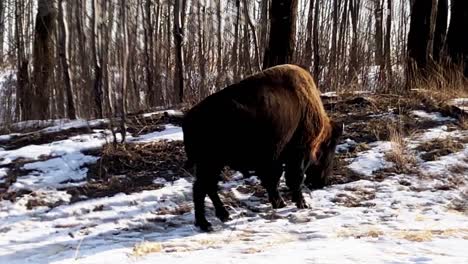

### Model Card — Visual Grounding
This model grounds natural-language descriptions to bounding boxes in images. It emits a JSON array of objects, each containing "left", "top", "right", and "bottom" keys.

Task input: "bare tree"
[
  {"left": 407, "top": 0, "right": 436, "bottom": 86},
  {"left": 263, "top": 0, "right": 298, "bottom": 68},
  {"left": 0, "top": 0, "right": 5, "bottom": 65},
  {"left": 58, "top": 0, "right": 76, "bottom": 119},
  {"left": 174, "top": 0, "right": 185, "bottom": 103},
  {"left": 312, "top": 0, "right": 321, "bottom": 78},
  {"left": 91, "top": 0, "right": 103, "bottom": 119},
  {"left": 446, "top": 0, "right": 468, "bottom": 76},
  {"left": 433, "top": 0, "right": 447, "bottom": 62},
  {"left": 243, "top": 0, "right": 261, "bottom": 71},
  {"left": 15, "top": 0, "right": 31, "bottom": 121},
  {"left": 31, "top": 0, "right": 58, "bottom": 120}
]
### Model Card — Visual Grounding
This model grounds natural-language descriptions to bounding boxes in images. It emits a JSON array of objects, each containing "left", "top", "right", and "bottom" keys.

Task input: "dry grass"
[
  {"left": 410, "top": 64, "right": 468, "bottom": 104},
  {"left": 384, "top": 125, "right": 417, "bottom": 173},
  {"left": 156, "top": 203, "right": 192, "bottom": 216},
  {"left": 416, "top": 137, "right": 465, "bottom": 161},
  {"left": 132, "top": 242, "right": 163, "bottom": 256},
  {"left": 336, "top": 227, "right": 384, "bottom": 239},
  {"left": 457, "top": 117, "right": 468, "bottom": 130},
  {"left": 398, "top": 230, "right": 433, "bottom": 242}
]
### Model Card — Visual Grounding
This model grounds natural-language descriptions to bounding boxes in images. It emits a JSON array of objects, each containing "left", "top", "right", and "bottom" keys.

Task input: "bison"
[{"left": 183, "top": 64, "right": 342, "bottom": 231}]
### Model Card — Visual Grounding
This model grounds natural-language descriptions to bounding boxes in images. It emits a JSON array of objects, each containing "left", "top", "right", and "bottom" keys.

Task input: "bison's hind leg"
[
  {"left": 284, "top": 150, "right": 309, "bottom": 209},
  {"left": 193, "top": 164, "right": 230, "bottom": 231},
  {"left": 193, "top": 177, "right": 212, "bottom": 231}
]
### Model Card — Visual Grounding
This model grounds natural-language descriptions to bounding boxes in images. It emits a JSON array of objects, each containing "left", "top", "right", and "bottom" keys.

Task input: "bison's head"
[{"left": 304, "top": 120, "right": 343, "bottom": 189}]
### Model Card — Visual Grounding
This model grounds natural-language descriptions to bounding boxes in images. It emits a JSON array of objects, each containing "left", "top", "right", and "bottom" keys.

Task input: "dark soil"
[{"left": 64, "top": 140, "right": 188, "bottom": 203}]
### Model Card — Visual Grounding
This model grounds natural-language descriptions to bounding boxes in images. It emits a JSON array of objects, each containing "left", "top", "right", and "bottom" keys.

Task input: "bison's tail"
[{"left": 183, "top": 159, "right": 196, "bottom": 176}]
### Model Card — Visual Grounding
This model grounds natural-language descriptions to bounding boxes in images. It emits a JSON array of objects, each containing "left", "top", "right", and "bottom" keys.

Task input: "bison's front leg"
[
  {"left": 285, "top": 151, "right": 309, "bottom": 209},
  {"left": 259, "top": 164, "right": 286, "bottom": 209}
]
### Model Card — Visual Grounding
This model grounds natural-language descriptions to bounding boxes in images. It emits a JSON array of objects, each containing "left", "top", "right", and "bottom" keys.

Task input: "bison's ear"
[{"left": 330, "top": 120, "right": 343, "bottom": 139}]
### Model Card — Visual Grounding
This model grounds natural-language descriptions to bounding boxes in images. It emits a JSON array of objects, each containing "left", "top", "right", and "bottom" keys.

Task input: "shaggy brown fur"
[{"left": 183, "top": 64, "right": 341, "bottom": 231}]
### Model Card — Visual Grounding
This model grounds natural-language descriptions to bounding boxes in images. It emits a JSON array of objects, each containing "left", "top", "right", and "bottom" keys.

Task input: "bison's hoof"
[
  {"left": 195, "top": 219, "right": 213, "bottom": 232},
  {"left": 296, "top": 200, "right": 309, "bottom": 209},
  {"left": 271, "top": 198, "right": 287, "bottom": 209},
  {"left": 216, "top": 208, "right": 231, "bottom": 222}
]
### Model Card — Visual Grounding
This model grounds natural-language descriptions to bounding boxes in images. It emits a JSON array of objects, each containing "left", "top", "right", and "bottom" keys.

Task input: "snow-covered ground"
[{"left": 0, "top": 109, "right": 467, "bottom": 264}]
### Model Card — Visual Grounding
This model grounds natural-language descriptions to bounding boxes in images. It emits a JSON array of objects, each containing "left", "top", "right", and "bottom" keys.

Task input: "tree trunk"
[
  {"left": 427, "top": 0, "right": 438, "bottom": 59},
  {"left": 173, "top": 0, "right": 185, "bottom": 103},
  {"left": 259, "top": 0, "right": 269, "bottom": 56},
  {"left": 58, "top": 0, "right": 76, "bottom": 119},
  {"left": 312, "top": 0, "right": 320, "bottom": 78},
  {"left": 263, "top": 0, "right": 298, "bottom": 69},
  {"left": 304, "top": 0, "right": 315, "bottom": 69},
  {"left": 446, "top": 0, "right": 468, "bottom": 76},
  {"left": 243, "top": 0, "right": 261, "bottom": 71},
  {"left": 348, "top": 0, "right": 361, "bottom": 79},
  {"left": 216, "top": 0, "right": 223, "bottom": 86},
  {"left": 143, "top": 0, "right": 156, "bottom": 107},
  {"left": 0, "top": 0, "right": 5, "bottom": 64},
  {"left": 384, "top": 0, "right": 393, "bottom": 89},
  {"left": 407, "top": 0, "right": 435, "bottom": 86},
  {"left": 232, "top": 0, "right": 241, "bottom": 80},
  {"left": 91, "top": 0, "right": 103, "bottom": 119},
  {"left": 15, "top": 0, "right": 30, "bottom": 121},
  {"left": 374, "top": 0, "right": 384, "bottom": 67},
  {"left": 433, "top": 0, "right": 447, "bottom": 62},
  {"left": 32, "top": 0, "right": 58, "bottom": 120}
]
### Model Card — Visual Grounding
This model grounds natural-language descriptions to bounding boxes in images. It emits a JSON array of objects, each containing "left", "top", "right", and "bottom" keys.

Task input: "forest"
[
  {"left": 0, "top": 1, "right": 467, "bottom": 263},
  {"left": 0, "top": 0, "right": 466, "bottom": 123}
]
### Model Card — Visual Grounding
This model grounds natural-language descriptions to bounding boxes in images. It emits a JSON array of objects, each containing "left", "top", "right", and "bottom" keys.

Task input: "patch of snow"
[
  {"left": 0, "top": 132, "right": 114, "bottom": 166},
  {"left": 142, "top": 109, "right": 184, "bottom": 118},
  {"left": 11, "top": 153, "right": 98, "bottom": 191},
  {"left": 131, "top": 125, "right": 183, "bottom": 143},
  {"left": 1, "top": 170, "right": 467, "bottom": 264},
  {"left": 420, "top": 145, "right": 468, "bottom": 177},
  {"left": 450, "top": 98, "right": 468, "bottom": 106},
  {"left": 411, "top": 110, "right": 455, "bottom": 122},
  {"left": 321, "top": 91, "right": 337, "bottom": 97},
  {"left": 348, "top": 141, "right": 393, "bottom": 176},
  {"left": 336, "top": 138, "right": 357, "bottom": 153},
  {"left": 0, "top": 119, "right": 109, "bottom": 137},
  {"left": 0, "top": 168, "right": 7, "bottom": 183},
  {"left": 0, "top": 134, "right": 18, "bottom": 142},
  {"left": 418, "top": 125, "right": 465, "bottom": 142},
  {"left": 41, "top": 119, "right": 108, "bottom": 133}
]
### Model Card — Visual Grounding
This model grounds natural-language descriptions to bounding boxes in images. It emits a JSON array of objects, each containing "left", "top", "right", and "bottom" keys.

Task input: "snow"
[
  {"left": 11, "top": 153, "right": 98, "bottom": 191},
  {"left": 336, "top": 138, "right": 358, "bottom": 153},
  {"left": 0, "top": 132, "right": 114, "bottom": 166},
  {"left": 411, "top": 110, "right": 455, "bottom": 122},
  {"left": 131, "top": 125, "right": 183, "bottom": 143},
  {"left": 142, "top": 109, "right": 184, "bottom": 118},
  {"left": 348, "top": 141, "right": 393, "bottom": 176},
  {"left": 0, "top": 119, "right": 109, "bottom": 137},
  {"left": 1, "top": 168, "right": 467, "bottom": 263},
  {"left": 41, "top": 119, "right": 108, "bottom": 133},
  {"left": 0, "top": 134, "right": 18, "bottom": 142},
  {"left": 321, "top": 91, "right": 338, "bottom": 98},
  {"left": 450, "top": 98, "right": 468, "bottom": 106},
  {"left": 417, "top": 125, "right": 465, "bottom": 142},
  {"left": 420, "top": 144, "right": 468, "bottom": 177},
  {"left": 0, "top": 168, "right": 7, "bottom": 183},
  {"left": 0, "top": 110, "right": 467, "bottom": 264}
]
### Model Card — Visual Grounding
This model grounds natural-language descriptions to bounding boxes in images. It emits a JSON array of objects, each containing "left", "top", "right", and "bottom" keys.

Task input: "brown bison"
[{"left": 183, "top": 64, "right": 342, "bottom": 231}]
